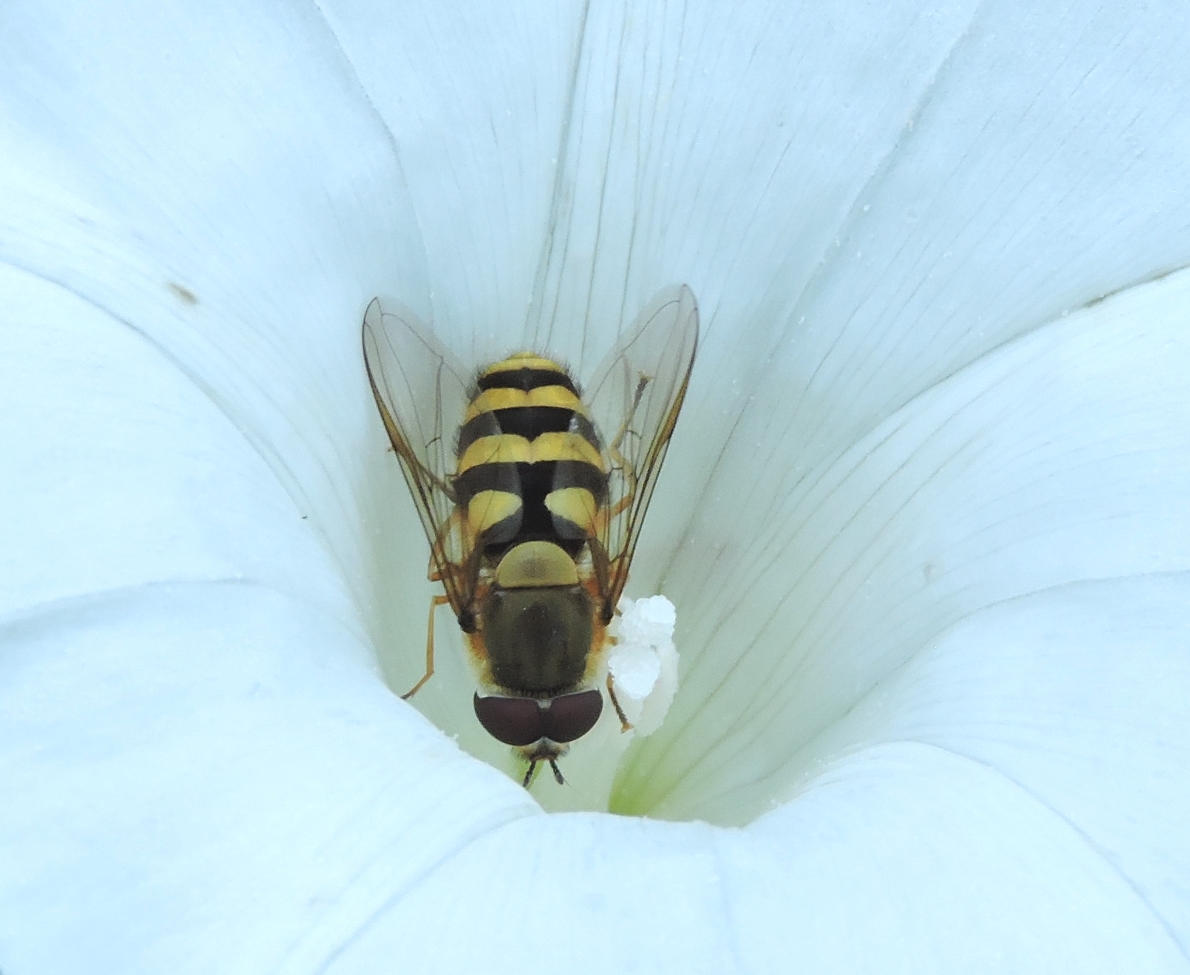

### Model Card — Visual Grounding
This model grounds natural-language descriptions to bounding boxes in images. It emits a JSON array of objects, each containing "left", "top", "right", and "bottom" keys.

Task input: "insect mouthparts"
[{"left": 522, "top": 758, "right": 568, "bottom": 788}]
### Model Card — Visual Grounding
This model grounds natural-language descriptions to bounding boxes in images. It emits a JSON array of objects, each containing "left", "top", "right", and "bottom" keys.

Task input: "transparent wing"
[
  {"left": 361, "top": 298, "right": 476, "bottom": 616},
  {"left": 583, "top": 284, "right": 699, "bottom": 618}
]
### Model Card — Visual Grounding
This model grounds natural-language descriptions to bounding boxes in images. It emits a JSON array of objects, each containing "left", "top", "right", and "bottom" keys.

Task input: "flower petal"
[
  {"left": 628, "top": 267, "right": 1190, "bottom": 822},
  {"left": 4, "top": 1, "right": 1190, "bottom": 969},
  {"left": 0, "top": 581, "right": 536, "bottom": 973},
  {"left": 0, "top": 0, "right": 430, "bottom": 622},
  {"left": 809, "top": 574, "right": 1190, "bottom": 954},
  {"left": 285, "top": 735, "right": 1187, "bottom": 974}
]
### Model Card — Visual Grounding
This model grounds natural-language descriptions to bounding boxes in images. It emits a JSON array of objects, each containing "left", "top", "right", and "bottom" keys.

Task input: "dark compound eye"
[
  {"left": 473, "top": 694, "right": 545, "bottom": 746},
  {"left": 541, "top": 689, "right": 603, "bottom": 743}
]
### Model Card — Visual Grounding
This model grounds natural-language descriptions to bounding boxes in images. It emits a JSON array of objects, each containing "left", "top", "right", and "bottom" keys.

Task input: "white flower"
[{"left": 2, "top": 1, "right": 1189, "bottom": 973}]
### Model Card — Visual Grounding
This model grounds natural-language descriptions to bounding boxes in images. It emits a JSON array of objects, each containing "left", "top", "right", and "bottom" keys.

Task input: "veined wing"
[
  {"left": 361, "top": 298, "right": 475, "bottom": 618},
  {"left": 583, "top": 285, "right": 699, "bottom": 620}
]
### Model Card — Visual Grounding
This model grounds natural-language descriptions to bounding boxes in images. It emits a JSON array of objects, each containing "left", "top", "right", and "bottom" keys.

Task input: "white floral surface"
[{"left": 2, "top": 1, "right": 1189, "bottom": 973}]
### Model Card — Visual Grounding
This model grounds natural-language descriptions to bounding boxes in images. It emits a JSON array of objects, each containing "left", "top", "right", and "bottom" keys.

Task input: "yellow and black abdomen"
[{"left": 453, "top": 353, "right": 608, "bottom": 560}]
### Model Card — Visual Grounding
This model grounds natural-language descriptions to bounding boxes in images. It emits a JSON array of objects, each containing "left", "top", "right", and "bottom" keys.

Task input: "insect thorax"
[{"left": 481, "top": 541, "right": 595, "bottom": 695}]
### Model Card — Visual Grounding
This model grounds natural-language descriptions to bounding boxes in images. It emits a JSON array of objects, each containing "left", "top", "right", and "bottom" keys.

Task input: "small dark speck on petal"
[{"left": 168, "top": 282, "right": 199, "bottom": 305}]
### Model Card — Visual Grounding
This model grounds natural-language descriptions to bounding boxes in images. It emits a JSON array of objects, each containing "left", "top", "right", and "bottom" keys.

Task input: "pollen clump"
[{"left": 608, "top": 595, "right": 679, "bottom": 736}]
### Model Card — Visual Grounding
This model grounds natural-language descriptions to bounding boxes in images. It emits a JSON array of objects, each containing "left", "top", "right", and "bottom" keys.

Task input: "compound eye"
[
  {"left": 473, "top": 694, "right": 545, "bottom": 746},
  {"left": 542, "top": 689, "right": 603, "bottom": 743}
]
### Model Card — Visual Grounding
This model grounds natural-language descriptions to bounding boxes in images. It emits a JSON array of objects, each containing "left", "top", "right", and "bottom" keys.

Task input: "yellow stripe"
[
  {"left": 545, "top": 487, "right": 599, "bottom": 534},
  {"left": 480, "top": 352, "right": 565, "bottom": 375},
  {"left": 464, "top": 385, "right": 585, "bottom": 421},
  {"left": 466, "top": 490, "right": 522, "bottom": 537},
  {"left": 525, "top": 385, "right": 584, "bottom": 413},
  {"left": 529, "top": 431, "right": 604, "bottom": 469},
  {"left": 458, "top": 435, "right": 531, "bottom": 473}
]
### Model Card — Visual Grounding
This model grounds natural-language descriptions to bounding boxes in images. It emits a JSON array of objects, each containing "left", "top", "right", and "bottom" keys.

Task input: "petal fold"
[{"left": 631, "top": 268, "right": 1190, "bottom": 823}]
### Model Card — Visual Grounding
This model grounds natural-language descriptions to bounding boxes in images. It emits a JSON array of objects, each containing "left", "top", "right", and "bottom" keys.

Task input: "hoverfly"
[{"left": 362, "top": 285, "right": 697, "bottom": 787}]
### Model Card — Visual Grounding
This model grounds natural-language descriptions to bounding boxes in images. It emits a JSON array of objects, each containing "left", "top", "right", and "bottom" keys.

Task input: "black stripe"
[
  {"left": 455, "top": 411, "right": 502, "bottom": 456},
  {"left": 479, "top": 511, "right": 522, "bottom": 547},
  {"left": 456, "top": 407, "right": 602, "bottom": 456},
  {"left": 549, "top": 460, "right": 608, "bottom": 504},
  {"left": 478, "top": 367, "right": 577, "bottom": 394},
  {"left": 454, "top": 460, "right": 608, "bottom": 509},
  {"left": 569, "top": 413, "right": 602, "bottom": 451},
  {"left": 453, "top": 462, "right": 521, "bottom": 507}
]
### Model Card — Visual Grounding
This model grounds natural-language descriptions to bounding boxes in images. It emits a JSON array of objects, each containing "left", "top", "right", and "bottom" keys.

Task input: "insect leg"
[
  {"left": 603, "top": 377, "right": 649, "bottom": 509},
  {"left": 606, "top": 674, "right": 633, "bottom": 732},
  {"left": 607, "top": 375, "right": 651, "bottom": 452},
  {"left": 427, "top": 508, "right": 465, "bottom": 581},
  {"left": 603, "top": 482, "right": 634, "bottom": 521},
  {"left": 588, "top": 536, "right": 611, "bottom": 596},
  {"left": 401, "top": 592, "right": 452, "bottom": 700},
  {"left": 586, "top": 538, "right": 619, "bottom": 625},
  {"left": 599, "top": 379, "right": 650, "bottom": 535}
]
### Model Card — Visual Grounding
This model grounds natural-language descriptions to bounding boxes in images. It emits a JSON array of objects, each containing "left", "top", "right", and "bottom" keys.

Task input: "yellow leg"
[
  {"left": 603, "top": 484, "right": 634, "bottom": 521},
  {"left": 608, "top": 376, "right": 650, "bottom": 452},
  {"left": 601, "top": 377, "right": 649, "bottom": 526},
  {"left": 428, "top": 508, "right": 464, "bottom": 582},
  {"left": 606, "top": 674, "right": 633, "bottom": 732},
  {"left": 402, "top": 593, "right": 452, "bottom": 699}
]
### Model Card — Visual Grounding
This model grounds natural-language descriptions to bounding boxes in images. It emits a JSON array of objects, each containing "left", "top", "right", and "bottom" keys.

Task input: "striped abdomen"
[{"left": 454, "top": 353, "right": 607, "bottom": 560}]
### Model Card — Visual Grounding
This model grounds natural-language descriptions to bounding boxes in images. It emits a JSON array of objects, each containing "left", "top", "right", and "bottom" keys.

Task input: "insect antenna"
[{"left": 549, "top": 759, "right": 565, "bottom": 785}]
